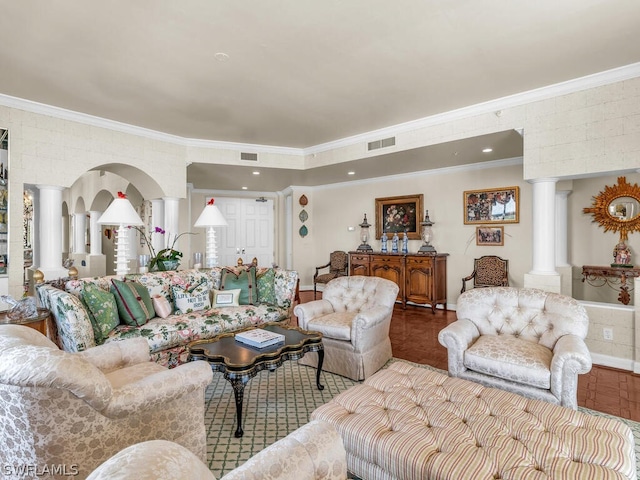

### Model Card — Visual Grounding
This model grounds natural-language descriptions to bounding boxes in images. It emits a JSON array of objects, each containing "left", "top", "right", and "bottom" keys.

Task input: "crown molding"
[{"left": 0, "top": 62, "right": 638, "bottom": 158}]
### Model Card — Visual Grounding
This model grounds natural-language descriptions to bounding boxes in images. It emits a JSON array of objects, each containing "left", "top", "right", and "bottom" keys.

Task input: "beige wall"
[
  {"left": 293, "top": 162, "right": 531, "bottom": 306},
  {"left": 570, "top": 173, "right": 640, "bottom": 305}
]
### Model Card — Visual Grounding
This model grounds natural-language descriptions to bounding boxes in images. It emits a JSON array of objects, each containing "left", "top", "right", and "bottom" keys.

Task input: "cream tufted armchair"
[
  {"left": 87, "top": 421, "right": 347, "bottom": 480},
  {"left": 0, "top": 325, "right": 213, "bottom": 479},
  {"left": 438, "top": 287, "right": 592, "bottom": 409},
  {"left": 294, "top": 276, "right": 399, "bottom": 381}
]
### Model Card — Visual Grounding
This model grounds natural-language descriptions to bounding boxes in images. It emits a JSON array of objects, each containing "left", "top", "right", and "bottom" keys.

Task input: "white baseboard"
[{"left": 590, "top": 353, "right": 635, "bottom": 372}]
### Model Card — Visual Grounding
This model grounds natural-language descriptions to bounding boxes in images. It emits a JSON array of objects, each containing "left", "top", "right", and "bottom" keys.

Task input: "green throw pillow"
[
  {"left": 221, "top": 266, "right": 258, "bottom": 305},
  {"left": 257, "top": 268, "right": 277, "bottom": 305},
  {"left": 111, "top": 279, "right": 155, "bottom": 327},
  {"left": 172, "top": 282, "right": 211, "bottom": 314},
  {"left": 81, "top": 282, "right": 119, "bottom": 344}
]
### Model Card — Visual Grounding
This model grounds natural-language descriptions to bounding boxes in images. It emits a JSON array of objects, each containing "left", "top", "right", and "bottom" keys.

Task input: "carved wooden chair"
[
  {"left": 313, "top": 251, "right": 348, "bottom": 299},
  {"left": 461, "top": 255, "right": 509, "bottom": 293}
]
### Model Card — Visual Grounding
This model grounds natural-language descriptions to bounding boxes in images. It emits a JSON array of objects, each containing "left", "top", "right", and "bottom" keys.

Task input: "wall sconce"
[
  {"left": 356, "top": 214, "right": 373, "bottom": 252},
  {"left": 417, "top": 210, "right": 436, "bottom": 254}
]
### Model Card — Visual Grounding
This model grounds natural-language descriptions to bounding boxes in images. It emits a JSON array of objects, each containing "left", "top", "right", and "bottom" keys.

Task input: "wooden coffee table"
[{"left": 187, "top": 322, "right": 324, "bottom": 438}]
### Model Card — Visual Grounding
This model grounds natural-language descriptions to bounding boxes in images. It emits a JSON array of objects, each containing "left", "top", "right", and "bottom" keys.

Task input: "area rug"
[{"left": 204, "top": 360, "right": 640, "bottom": 478}]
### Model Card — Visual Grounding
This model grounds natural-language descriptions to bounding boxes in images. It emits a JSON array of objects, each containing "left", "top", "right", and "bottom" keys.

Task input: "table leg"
[
  {"left": 316, "top": 349, "right": 324, "bottom": 390},
  {"left": 231, "top": 380, "right": 247, "bottom": 438}
]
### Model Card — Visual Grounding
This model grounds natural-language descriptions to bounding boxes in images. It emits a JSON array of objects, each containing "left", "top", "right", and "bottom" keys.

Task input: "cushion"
[
  {"left": 81, "top": 282, "right": 119, "bottom": 344},
  {"left": 152, "top": 294, "right": 172, "bottom": 318},
  {"left": 464, "top": 334, "right": 553, "bottom": 389},
  {"left": 111, "top": 279, "right": 156, "bottom": 327},
  {"left": 257, "top": 268, "right": 277, "bottom": 305},
  {"left": 307, "top": 312, "right": 355, "bottom": 341},
  {"left": 221, "top": 266, "right": 258, "bottom": 305},
  {"left": 172, "top": 282, "right": 211, "bottom": 314},
  {"left": 212, "top": 288, "right": 241, "bottom": 307}
]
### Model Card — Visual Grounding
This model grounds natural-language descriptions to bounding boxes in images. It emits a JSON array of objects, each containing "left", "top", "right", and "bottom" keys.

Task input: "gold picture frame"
[
  {"left": 464, "top": 186, "right": 519, "bottom": 224},
  {"left": 375, "top": 194, "right": 423, "bottom": 240},
  {"left": 476, "top": 226, "right": 504, "bottom": 246}
]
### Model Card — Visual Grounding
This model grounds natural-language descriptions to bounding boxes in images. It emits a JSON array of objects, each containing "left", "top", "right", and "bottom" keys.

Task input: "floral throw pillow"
[
  {"left": 81, "top": 282, "right": 119, "bottom": 343},
  {"left": 257, "top": 268, "right": 277, "bottom": 305},
  {"left": 221, "top": 266, "right": 257, "bottom": 305},
  {"left": 111, "top": 279, "right": 156, "bottom": 327},
  {"left": 172, "top": 282, "right": 211, "bottom": 314}
]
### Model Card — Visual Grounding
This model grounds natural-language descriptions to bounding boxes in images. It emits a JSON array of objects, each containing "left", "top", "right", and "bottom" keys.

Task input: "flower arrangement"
[{"left": 131, "top": 226, "right": 195, "bottom": 271}]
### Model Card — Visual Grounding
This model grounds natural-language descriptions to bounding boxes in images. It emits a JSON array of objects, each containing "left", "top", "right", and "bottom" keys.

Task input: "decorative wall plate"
[
  {"left": 299, "top": 209, "right": 308, "bottom": 222},
  {"left": 299, "top": 225, "right": 308, "bottom": 237},
  {"left": 299, "top": 194, "right": 308, "bottom": 206}
]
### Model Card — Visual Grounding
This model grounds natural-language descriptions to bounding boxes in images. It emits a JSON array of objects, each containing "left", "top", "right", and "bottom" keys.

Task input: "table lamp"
[
  {"left": 97, "top": 192, "right": 144, "bottom": 276},
  {"left": 194, "top": 198, "right": 228, "bottom": 267}
]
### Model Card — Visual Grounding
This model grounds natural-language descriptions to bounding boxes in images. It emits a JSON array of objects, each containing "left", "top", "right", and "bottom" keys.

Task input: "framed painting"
[
  {"left": 464, "top": 186, "right": 519, "bottom": 224},
  {"left": 476, "top": 226, "right": 504, "bottom": 246},
  {"left": 375, "top": 194, "right": 423, "bottom": 240}
]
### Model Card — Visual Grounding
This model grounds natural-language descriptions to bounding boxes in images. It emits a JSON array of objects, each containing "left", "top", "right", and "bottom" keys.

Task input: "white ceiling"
[{"left": 1, "top": 1, "right": 639, "bottom": 190}]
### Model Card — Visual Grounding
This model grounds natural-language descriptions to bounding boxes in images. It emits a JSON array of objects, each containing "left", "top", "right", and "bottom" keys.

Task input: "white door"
[{"left": 212, "top": 197, "right": 274, "bottom": 267}]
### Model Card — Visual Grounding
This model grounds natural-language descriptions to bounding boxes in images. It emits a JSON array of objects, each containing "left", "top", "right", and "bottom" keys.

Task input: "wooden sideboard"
[{"left": 349, "top": 252, "right": 448, "bottom": 312}]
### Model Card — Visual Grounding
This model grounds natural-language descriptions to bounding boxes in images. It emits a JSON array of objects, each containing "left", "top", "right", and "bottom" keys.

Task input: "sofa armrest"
[
  {"left": 293, "top": 299, "right": 335, "bottom": 329},
  {"left": 78, "top": 338, "right": 151, "bottom": 373},
  {"left": 221, "top": 420, "right": 347, "bottom": 480},
  {"left": 550, "top": 334, "right": 592, "bottom": 409},
  {"left": 101, "top": 360, "right": 213, "bottom": 418},
  {"left": 437, "top": 319, "right": 480, "bottom": 377}
]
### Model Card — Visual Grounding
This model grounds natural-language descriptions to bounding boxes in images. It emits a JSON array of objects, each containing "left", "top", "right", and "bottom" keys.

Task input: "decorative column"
[
  {"left": 88, "top": 210, "right": 103, "bottom": 256},
  {"left": 73, "top": 213, "right": 87, "bottom": 254},
  {"left": 525, "top": 178, "right": 561, "bottom": 292},
  {"left": 555, "top": 190, "right": 572, "bottom": 296},
  {"left": 151, "top": 199, "right": 165, "bottom": 254},
  {"left": 35, "top": 185, "right": 68, "bottom": 280},
  {"left": 163, "top": 197, "right": 180, "bottom": 250},
  {"left": 555, "top": 191, "right": 571, "bottom": 267}
]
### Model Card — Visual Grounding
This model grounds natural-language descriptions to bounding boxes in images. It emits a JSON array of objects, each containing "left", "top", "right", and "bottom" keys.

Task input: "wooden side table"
[{"left": 0, "top": 307, "right": 51, "bottom": 337}]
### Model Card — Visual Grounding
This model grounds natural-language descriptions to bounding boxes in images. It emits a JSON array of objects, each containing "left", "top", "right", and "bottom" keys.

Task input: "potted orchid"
[{"left": 131, "top": 226, "right": 196, "bottom": 271}]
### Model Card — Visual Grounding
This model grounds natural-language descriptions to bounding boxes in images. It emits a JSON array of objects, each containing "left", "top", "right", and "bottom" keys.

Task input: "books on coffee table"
[{"left": 235, "top": 328, "right": 285, "bottom": 348}]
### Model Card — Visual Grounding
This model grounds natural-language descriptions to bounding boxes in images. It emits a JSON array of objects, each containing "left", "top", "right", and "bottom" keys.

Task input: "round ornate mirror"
[{"left": 583, "top": 176, "right": 640, "bottom": 242}]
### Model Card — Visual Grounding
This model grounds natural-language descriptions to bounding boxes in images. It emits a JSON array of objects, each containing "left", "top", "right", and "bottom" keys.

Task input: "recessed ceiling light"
[
  {"left": 214, "top": 52, "right": 229, "bottom": 62},
  {"left": 482, "top": 148, "right": 493, "bottom": 153},
  {"left": 348, "top": 171, "right": 355, "bottom": 175},
  {"left": 242, "top": 186, "right": 247, "bottom": 190},
  {"left": 252, "top": 171, "right": 260, "bottom": 175}
]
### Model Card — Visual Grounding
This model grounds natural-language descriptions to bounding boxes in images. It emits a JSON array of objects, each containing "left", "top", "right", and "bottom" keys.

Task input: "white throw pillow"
[
  {"left": 172, "top": 282, "right": 211, "bottom": 314},
  {"left": 212, "top": 288, "right": 241, "bottom": 307}
]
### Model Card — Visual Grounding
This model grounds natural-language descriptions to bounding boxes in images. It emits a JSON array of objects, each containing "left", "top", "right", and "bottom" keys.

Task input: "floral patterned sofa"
[{"left": 36, "top": 267, "right": 298, "bottom": 367}]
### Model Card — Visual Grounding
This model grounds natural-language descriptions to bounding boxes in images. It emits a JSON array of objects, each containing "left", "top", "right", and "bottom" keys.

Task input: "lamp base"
[
  {"left": 356, "top": 244, "right": 373, "bottom": 253},
  {"left": 417, "top": 244, "right": 437, "bottom": 255}
]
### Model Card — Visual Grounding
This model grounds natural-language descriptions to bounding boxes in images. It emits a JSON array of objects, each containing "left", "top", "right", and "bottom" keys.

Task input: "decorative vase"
[
  {"left": 391, "top": 233, "right": 399, "bottom": 253},
  {"left": 151, "top": 259, "right": 180, "bottom": 272},
  {"left": 381, "top": 231, "right": 388, "bottom": 253}
]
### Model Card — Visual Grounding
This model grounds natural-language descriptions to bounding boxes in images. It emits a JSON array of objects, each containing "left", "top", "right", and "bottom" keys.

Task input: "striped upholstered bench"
[{"left": 311, "top": 361, "right": 636, "bottom": 480}]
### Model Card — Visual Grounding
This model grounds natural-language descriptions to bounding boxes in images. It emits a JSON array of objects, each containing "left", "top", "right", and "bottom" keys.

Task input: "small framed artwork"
[
  {"left": 464, "top": 186, "right": 519, "bottom": 224},
  {"left": 476, "top": 226, "right": 504, "bottom": 246},
  {"left": 375, "top": 194, "right": 424, "bottom": 240}
]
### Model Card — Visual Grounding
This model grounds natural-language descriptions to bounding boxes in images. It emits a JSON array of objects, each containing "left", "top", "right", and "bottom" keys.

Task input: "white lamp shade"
[
  {"left": 97, "top": 198, "right": 144, "bottom": 226},
  {"left": 194, "top": 204, "right": 228, "bottom": 227}
]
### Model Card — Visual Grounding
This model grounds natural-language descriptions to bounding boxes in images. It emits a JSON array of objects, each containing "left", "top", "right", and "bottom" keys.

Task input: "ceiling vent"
[
  {"left": 240, "top": 152, "right": 258, "bottom": 161},
  {"left": 367, "top": 136, "right": 396, "bottom": 151}
]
